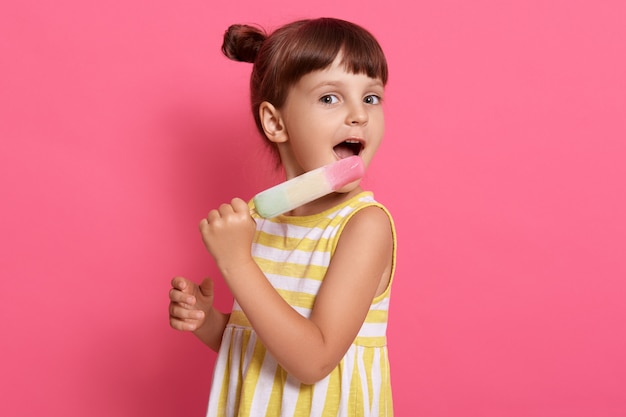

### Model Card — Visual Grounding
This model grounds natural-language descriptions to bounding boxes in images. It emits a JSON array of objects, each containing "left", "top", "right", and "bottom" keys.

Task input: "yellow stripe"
[
  {"left": 382, "top": 348, "right": 394, "bottom": 416},
  {"left": 354, "top": 336, "right": 387, "bottom": 347},
  {"left": 255, "top": 232, "right": 335, "bottom": 252},
  {"left": 350, "top": 356, "right": 364, "bottom": 416},
  {"left": 363, "top": 347, "right": 375, "bottom": 411},
  {"left": 253, "top": 257, "right": 329, "bottom": 280},
  {"left": 294, "top": 383, "right": 313, "bottom": 415},
  {"left": 321, "top": 369, "right": 340, "bottom": 416},
  {"left": 216, "top": 338, "right": 232, "bottom": 414},
  {"left": 266, "top": 366, "right": 286, "bottom": 416},
  {"left": 276, "top": 288, "right": 316, "bottom": 310},
  {"left": 238, "top": 338, "right": 267, "bottom": 416},
  {"left": 229, "top": 310, "right": 252, "bottom": 327},
  {"left": 364, "top": 308, "right": 388, "bottom": 323}
]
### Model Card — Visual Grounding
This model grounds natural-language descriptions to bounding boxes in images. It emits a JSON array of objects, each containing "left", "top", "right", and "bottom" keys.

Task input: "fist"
[{"left": 199, "top": 198, "right": 256, "bottom": 269}]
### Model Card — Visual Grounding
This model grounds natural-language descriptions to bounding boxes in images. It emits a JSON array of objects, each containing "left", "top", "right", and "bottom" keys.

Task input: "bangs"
[
  {"left": 277, "top": 18, "right": 388, "bottom": 89},
  {"left": 340, "top": 38, "right": 388, "bottom": 85}
]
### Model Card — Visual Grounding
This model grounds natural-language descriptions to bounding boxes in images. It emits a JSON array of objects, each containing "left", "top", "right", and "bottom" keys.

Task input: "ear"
[{"left": 259, "top": 101, "right": 288, "bottom": 143}]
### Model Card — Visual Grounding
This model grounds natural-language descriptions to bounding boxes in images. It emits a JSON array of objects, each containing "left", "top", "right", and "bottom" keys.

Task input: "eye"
[
  {"left": 364, "top": 95, "right": 381, "bottom": 105},
  {"left": 320, "top": 94, "right": 339, "bottom": 105}
]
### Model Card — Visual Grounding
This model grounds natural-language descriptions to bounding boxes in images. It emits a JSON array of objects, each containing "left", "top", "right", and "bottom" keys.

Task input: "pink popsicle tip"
[{"left": 326, "top": 156, "right": 365, "bottom": 189}]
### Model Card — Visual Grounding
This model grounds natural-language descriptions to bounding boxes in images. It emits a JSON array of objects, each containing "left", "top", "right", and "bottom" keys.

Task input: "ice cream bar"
[{"left": 252, "top": 156, "right": 365, "bottom": 218}]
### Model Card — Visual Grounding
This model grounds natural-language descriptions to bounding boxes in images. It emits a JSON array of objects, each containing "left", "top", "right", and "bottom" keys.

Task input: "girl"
[{"left": 169, "top": 17, "right": 396, "bottom": 417}]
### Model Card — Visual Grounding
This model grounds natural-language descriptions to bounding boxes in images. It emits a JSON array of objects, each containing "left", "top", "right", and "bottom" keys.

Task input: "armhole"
[{"left": 334, "top": 202, "right": 397, "bottom": 303}]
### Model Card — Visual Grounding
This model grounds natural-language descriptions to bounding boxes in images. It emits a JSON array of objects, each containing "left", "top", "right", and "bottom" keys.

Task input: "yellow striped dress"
[{"left": 206, "top": 191, "right": 396, "bottom": 417}]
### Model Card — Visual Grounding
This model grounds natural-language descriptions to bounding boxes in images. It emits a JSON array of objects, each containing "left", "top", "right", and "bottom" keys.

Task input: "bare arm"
[{"left": 200, "top": 198, "right": 393, "bottom": 383}]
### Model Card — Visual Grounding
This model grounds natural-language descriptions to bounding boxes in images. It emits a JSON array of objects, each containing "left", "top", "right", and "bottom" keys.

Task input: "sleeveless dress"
[{"left": 206, "top": 192, "right": 396, "bottom": 417}]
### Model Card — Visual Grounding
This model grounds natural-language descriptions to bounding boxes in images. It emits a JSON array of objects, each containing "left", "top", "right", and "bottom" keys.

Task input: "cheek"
[
  {"left": 372, "top": 114, "right": 385, "bottom": 140},
  {"left": 377, "top": 111, "right": 385, "bottom": 128}
]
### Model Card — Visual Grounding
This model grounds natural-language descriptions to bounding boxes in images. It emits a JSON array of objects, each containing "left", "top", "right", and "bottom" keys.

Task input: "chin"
[{"left": 336, "top": 179, "right": 363, "bottom": 194}]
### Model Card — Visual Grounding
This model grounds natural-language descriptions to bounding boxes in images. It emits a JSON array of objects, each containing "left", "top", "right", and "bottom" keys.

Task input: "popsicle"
[{"left": 252, "top": 156, "right": 365, "bottom": 218}]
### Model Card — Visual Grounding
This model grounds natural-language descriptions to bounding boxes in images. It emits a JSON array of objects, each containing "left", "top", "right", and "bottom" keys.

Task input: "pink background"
[{"left": 1, "top": 1, "right": 625, "bottom": 416}]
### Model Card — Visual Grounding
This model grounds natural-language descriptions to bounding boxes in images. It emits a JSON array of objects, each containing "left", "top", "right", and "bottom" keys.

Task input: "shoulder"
[
  {"left": 344, "top": 204, "right": 393, "bottom": 238},
  {"left": 339, "top": 193, "right": 395, "bottom": 238},
  {"left": 337, "top": 201, "right": 394, "bottom": 255}
]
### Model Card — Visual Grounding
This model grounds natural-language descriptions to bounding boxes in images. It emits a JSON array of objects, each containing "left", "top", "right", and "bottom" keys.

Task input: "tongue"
[{"left": 334, "top": 144, "right": 355, "bottom": 159}]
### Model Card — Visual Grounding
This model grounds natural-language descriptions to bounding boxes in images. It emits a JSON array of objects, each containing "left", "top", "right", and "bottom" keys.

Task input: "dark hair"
[{"left": 222, "top": 17, "right": 388, "bottom": 146}]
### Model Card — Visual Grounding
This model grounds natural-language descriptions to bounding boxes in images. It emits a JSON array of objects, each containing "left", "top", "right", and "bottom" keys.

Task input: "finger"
[
  {"left": 198, "top": 278, "right": 214, "bottom": 298},
  {"left": 169, "top": 288, "right": 196, "bottom": 305},
  {"left": 171, "top": 276, "right": 186, "bottom": 290},
  {"left": 169, "top": 303, "right": 205, "bottom": 320},
  {"left": 199, "top": 218, "right": 209, "bottom": 234},
  {"left": 218, "top": 203, "right": 235, "bottom": 217},
  {"left": 172, "top": 277, "right": 199, "bottom": 298},
  {"left": 231, "top": 198, "right": 250, "bottom": 214},
  {"left": 207, "top": 209, "right": 221, "bottom": 223},
  {"left": 169, "top": 317, "right": 200, "bottom": 332}
]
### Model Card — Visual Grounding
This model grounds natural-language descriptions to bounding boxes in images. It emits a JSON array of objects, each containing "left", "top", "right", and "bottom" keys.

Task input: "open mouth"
[{"left": 333, "top": 140, "right": 363, "bottom": 159}]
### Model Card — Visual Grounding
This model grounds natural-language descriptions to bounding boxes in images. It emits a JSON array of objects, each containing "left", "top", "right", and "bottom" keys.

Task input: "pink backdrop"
[{"left": 1, "top": 1, "right": 625, "bottom": 416}]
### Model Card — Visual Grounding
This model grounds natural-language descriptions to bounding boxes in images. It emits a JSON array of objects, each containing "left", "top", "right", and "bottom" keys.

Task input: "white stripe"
[
  {"left": 226, "top": 330, "right": 243, "bottom": 415},
  {"left": 332, "top": 205, "right": 356, "bottom": 219},
  {"left": 242, "top": 331, "right": 257, "bottom": 376},
  {"left": 370, "top": 348, "right": 382, "bottom": 416},
  {"left": 319, "top": 224, "right": 341, "bottom": 240},
  {"left": 253, "top": 243, "right": 331, "bottom": 266},
  {"left": 357, "top": 347, "right": 371, "bottom": 417},
  {"left": 357, "top": 322, "right": 388, "bottom": 337},
  {"left": 310, "top": 374, "right": 331, "bottom": 417},
  {"left": 291, "top": 305, "right": 312, "bottom": 318},
  {"left": 255, "top": 220, "right": 329, "bottom": 240},
  {"left": 281, "top": 374, "right": 302, "bottom": 416},
  {"left": 248, "top": 352, "right": 277, "bottom": 414},
  {"left": 266, "top": 274, "right": 323, "bottom": 295},
  {"left": 372, "top": 297, "right": 390, "bottom": 310},
  {"left": 338, "top": 348, "right": 355, "bottom": 417},
  {"left": 206, "top": 329, "right": 233, "bottom": 417},
  {"left": 382, "top": 347, "right": 390, "bottom": 416}
]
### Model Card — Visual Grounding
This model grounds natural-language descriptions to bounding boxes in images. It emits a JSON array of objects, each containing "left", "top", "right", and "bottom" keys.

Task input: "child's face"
[{"left": 277, "top": 54, "right": 385, "bottom": 179}]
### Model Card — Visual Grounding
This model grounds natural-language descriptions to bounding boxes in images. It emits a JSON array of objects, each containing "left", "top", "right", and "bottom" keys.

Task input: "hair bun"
[{"left": 222, "top": 24, "right": 266, "bottom": 63}]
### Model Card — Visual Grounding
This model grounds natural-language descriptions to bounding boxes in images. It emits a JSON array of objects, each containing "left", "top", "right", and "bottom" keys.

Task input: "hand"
[
  {"left": 199, "top": 198, "right": 256, "bottom": 271},
  {"left": 169, "top": 277, "right": 215, "bottom": 332}
]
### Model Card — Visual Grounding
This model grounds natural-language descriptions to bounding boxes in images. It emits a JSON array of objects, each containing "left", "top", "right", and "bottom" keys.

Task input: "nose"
[{"left": 346, "top": 102, "right": 368, "bottom": 126}]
